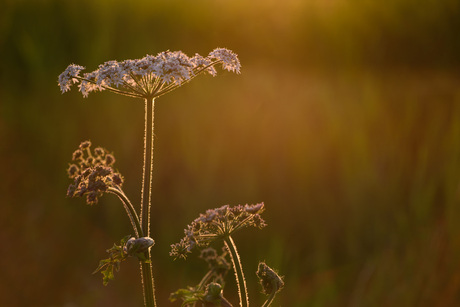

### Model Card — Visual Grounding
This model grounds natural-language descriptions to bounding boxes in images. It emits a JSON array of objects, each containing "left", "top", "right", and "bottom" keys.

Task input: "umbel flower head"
[
  {"left": 67, "top": 141, "right": 124, "bottom": 205},
  {"left": 170, "top": 203, "right": 266, "bottom": 260},
  {"left": 58, "top": 48, "right": 241, "bottom": 99}
]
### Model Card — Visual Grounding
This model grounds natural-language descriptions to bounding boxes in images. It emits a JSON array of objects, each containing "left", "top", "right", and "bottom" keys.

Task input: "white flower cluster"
[
  {"left": 58, "top": 48, "right": 241, "bottom": 99},
  {"left": 58, "top": 64, "right": 85, "bottom": 93}
]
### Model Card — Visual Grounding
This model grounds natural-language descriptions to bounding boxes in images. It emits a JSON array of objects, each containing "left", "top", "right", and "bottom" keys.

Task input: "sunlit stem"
[
  {"left": 140, "top": 97, "right": 155, "bottom": 237},
  {"left": 107, "top": 187, "right": 142, "bottom": 238},
  {"left": 224, "top": 236, "right": 249, "bottom": 307},
  {"left": 140, "top": 255, "right": 156, "bottom": 307},
  {"left": 139, "top": 96, "right": 156, "bottom": 307}
]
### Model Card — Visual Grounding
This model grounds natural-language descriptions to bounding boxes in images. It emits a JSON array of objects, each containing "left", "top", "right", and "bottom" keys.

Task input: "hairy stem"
[
  {"left": 140, "top": 97, "right": 155, "bottom": 237},
  {"left": 224, "top": 236, "right": 249, "bottom": 307},
  {"left": 140, "top": 255, "right": 156, "bottom": 307},
  {"left": 107, "top": 187, "right": 143, "bottom": 238},
  {"left": 139, "top": 97, "right": 156, "bottom": 307}
]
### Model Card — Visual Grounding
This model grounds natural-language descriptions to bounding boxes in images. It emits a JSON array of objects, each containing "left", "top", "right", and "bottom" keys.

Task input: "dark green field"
[{"left": 1, "top": 0, "right": 460, "bottom": 306}]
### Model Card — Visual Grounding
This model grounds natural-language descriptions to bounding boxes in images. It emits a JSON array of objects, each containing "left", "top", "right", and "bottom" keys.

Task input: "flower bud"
[
  {"left": 257, "top": 262, "right": 284, "bottom": 295},
  {"left": 124, "top": 237, "right": 155, "bottom": 256}
]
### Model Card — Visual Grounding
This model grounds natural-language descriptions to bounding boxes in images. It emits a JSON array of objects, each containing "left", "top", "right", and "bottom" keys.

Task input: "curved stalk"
[
  {"left": 107, "top": 187, "right": 143, "bottom": 238},
  {"left": 224, "top": 236, "right": 249, "bottom": 307},
  {"left": 196, "top": 270, "right": 214, "bottom": 291}
]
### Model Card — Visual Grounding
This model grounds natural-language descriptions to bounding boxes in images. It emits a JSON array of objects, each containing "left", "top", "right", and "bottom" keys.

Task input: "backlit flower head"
[
  {"left": 67, "top": 141, "right": 123, "bottom": 205},
  {"left": 58, "top": 48, "right": 241, "bottom": 99},
  {"left": 170, "top": 203, "right": 266, "bottom": 260},
  {"left": 58, "top": 64, "right": 85, "bottom": 93}
]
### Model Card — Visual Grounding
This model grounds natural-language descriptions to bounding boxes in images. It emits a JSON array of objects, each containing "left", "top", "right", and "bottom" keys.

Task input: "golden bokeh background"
[{"left": 1, "top": 0, "right": 460, "bottom": 306}]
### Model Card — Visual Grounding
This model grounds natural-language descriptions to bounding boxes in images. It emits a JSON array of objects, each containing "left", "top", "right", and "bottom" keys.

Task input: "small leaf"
[
  {"left": 102, "top": 266, "right": 115, "bottom": 286},
  {"left": 93, "top": 236, "right": 131, "bottom": 285}
]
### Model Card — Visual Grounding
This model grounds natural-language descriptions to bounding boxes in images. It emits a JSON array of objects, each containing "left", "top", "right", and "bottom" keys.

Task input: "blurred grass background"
[{"left": 1, "top": 0, "right": 460, "bottom": 306}]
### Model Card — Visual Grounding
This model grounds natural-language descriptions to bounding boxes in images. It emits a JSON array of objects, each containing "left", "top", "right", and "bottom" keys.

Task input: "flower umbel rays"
[
  {"left": 170, "top": 203, "right": 266, "bottom": 260},
  {"left": 58, "top": 48, "right": 241, "bottom": 99}
]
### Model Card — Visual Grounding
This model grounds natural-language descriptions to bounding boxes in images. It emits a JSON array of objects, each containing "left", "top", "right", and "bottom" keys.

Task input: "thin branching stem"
[
  {"left": 129, "top": 72, "right": 149, "bottom": 96},
  {"left": 196, "top": 270, "right": 214, "bottom": 291},
  {"left": 152, "top": 60, "right": 223, "bottom": 99},
  {"left": 224, "top": 236, "right": 249, "bottom": 307},
  {"left": 75, "top": 77, "right": 144, "bottom": 98}
]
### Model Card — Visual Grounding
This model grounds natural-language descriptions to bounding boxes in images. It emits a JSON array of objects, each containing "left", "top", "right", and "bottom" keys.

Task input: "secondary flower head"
[
  {"left": 58, "top": 48, "right": 241, "bottom": 99},
  {"left": 170, "top": 203, "right": 266, "bottom": 260},
  {"left": 67, "top": 141, "right": 124, "bottom": 205}
]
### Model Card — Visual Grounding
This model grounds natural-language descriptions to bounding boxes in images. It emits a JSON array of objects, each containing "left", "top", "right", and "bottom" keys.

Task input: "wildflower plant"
[
  {"left": 59, "top": 48, "right": 283, "bottom": 306},
  {"left": 170, "top": 203, "right": 267, "bottom": 307}
]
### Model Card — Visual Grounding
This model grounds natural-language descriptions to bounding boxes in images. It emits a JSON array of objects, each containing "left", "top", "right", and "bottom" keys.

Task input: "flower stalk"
[
  {"left": 224, "top": 236, "right": 249, "bottom": 307},
  {"left": 170, "top": 203, "right": 266, "bottom": 306},
  {"left": 141, "top": 97, "right": 155, "bottom": 238},
  {"left": 139, "top": 97, "right": 156, "bottom": 307},
  {"left": 107, "top": 187, "right": 142, "bottom": 238},
  {"left": 140, "top": 258, "right": 156, "bottom": 307}
]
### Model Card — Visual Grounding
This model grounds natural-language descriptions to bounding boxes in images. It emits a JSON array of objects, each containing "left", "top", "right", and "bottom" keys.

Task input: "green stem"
[{"left": 224, "top": 236, "right": 249, "bottom": 307}]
